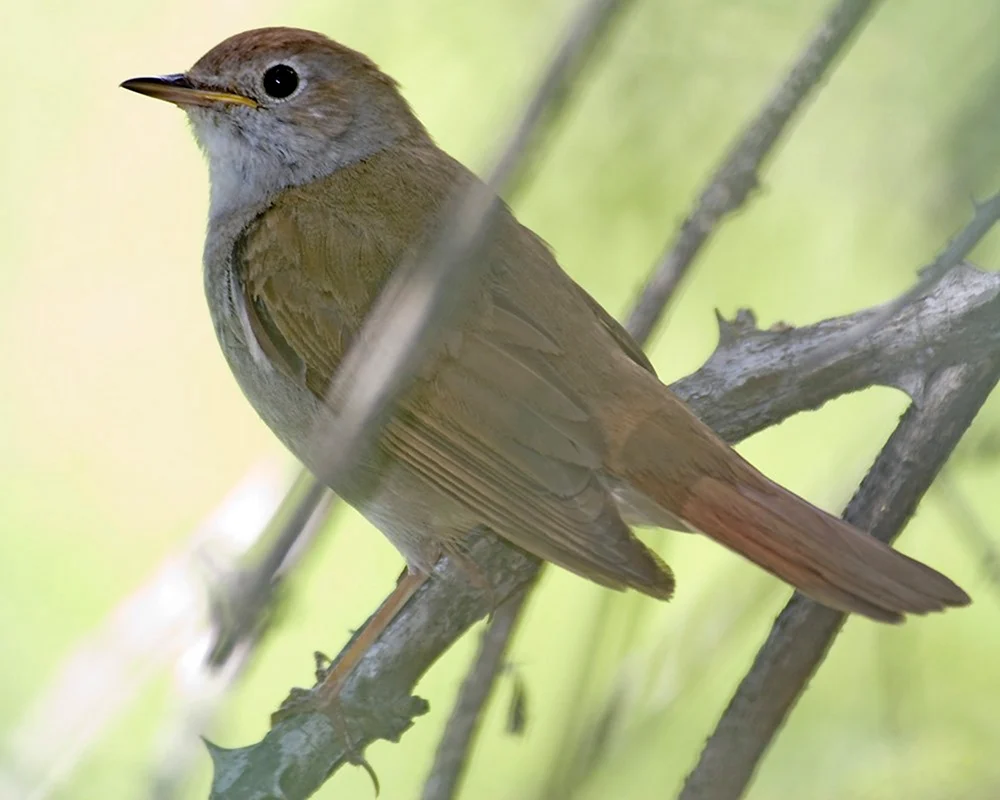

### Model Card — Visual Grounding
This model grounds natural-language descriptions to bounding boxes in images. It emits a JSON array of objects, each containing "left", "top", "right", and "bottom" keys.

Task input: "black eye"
[{"left": 262, "top": 64, "right": 299, "bottom": 99}]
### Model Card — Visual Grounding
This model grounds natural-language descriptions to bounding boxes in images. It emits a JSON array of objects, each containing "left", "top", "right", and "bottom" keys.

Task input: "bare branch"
[
  {"left": 208, "top": 263, "right": 999, "bottom": 799},
  {"left": 627, "top": 0, "right": 882, "bottom": 344},
  {"left": 207, "top": 471, "right": 331, "bottom": 667},
  {"left": 421, "top": 585, "right": 536, "bottom": 800},
  {"left": 806, "top": 189, "right": 1000, "bottom": 368},
  {"left": 678, "top": 358, "right": 1000, "bottom": 800},
  {"left": 418, "top": 4, "right": 894, "bottom": 788}
]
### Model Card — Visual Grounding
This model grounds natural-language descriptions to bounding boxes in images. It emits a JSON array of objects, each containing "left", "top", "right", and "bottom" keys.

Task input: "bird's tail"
[
  {"left": 677, "top": 473, "right": 969, "bottom": 622},
  {"left": 607, "top": 378, "right": 970, "bottom": 622}
]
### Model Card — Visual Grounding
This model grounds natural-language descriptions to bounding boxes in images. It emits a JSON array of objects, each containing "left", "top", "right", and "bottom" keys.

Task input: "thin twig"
[
  {"left": 534, "top": 256, "right": 718, "bottom": 796},
  {"left": 0, "top": 464, "right": 301, "bottom": 800},
  {"left": 209, "top": 264, "right": 999, "bottom": 799},
  {"left": 207, "top": 471, "right": 330, "bottom": 666},
  {"left": 805, "top": 189, "right": 1000, "bottom": 368},
  {"left": 936, "top": 469, "right": 1000, "bottom": 605},
  {"left": 150, "top": 474, "right": 335, "bottom": 800},
  {"left": 551, "top": 569, "right": 779, "bottom": 797},
  {"left": 421, "top": 585, "right": 536, "bottom": 800},
  {"left": 627, "top": 0, "right": 882, "bottom": 344},
  {"left": 678, "top": 358, "right": 1000, "bottom": 800}
]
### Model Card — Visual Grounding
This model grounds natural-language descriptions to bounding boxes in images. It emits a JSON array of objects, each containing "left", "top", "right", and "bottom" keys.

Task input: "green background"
[{"left": 2, "top": 1, "right": 999, "bottom": 797}]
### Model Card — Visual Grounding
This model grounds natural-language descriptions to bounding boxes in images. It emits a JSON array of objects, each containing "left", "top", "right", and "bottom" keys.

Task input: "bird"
[{"left": 121, "top": 26, "right": 970, "bottom": 712}]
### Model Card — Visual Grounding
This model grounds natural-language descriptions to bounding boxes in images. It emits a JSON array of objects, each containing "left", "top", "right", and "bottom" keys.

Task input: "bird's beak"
[{"left": 120, "top": 74, "right": 258, "bottom": 109}]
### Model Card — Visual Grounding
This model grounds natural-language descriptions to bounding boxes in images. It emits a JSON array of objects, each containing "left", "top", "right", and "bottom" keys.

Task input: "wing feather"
[{"left": 232, "top": 157, "right": 672, "bottom": 597}]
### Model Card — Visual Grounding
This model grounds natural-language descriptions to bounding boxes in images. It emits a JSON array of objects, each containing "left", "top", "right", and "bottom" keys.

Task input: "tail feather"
[
  {"left": 680, "top": 476, "right": 970, "bottom": 623},
  {"left": 604, "top": 370, "right": 970, "bottom": 622}
]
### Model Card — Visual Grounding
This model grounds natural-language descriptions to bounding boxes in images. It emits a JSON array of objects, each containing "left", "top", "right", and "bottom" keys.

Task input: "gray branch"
[
  {"left": 208, "top": 262, "right": 1000, "bottom": 799},
  {"left": 420, "top": 585, "right": 535, "bottom": 800},
  {"left": 679, "top": 356, "right": 1000, "bottom": 800},
  {"left": 627, "top": 0, "right": 883, "bottom": 344},
  {"left": 420, "top": 3, "right": 897, "bottom": 792}
]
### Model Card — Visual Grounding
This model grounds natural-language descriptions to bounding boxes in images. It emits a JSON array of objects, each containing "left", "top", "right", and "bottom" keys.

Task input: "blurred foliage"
[{"left": 1, "top": 1, "right": 999, "bottom": 798}]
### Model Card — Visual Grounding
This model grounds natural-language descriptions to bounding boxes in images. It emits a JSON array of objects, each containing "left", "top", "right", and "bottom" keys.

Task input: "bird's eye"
[{"left": 262, "top": 64, "right": 299, "bottom": 99}]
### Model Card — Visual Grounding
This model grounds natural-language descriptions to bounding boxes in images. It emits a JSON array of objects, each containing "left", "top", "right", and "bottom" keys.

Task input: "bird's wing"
[{"left": 234, "top": 193, "right": 672, "bottom": 598}]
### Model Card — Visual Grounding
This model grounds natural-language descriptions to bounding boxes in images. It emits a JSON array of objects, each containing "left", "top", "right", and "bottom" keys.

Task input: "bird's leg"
[
  {"left": 272, "top": 568, "right": 429, "bottom": 726},
  {"left": 270, "top": 568, "right": 429, "bottom": 793},
  {"left": 271, "top": 535, "right": 497, "bottom": 728},
  {"left": 315, "top": 568, "right": 428, "bottom": 704}
]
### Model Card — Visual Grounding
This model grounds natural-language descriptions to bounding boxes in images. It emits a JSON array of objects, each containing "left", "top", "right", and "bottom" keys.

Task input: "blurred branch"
[
  {"left": 150, "top": 473, "right": 335, "bottom": 800},
  {"left": 627, "top": 0, "right": 883, "bottom": 344},
  {"left": 209, "top": 263, "right": 1000, "bottom": 799},
  {"left": 678, "top": 359, "right": 1000, "bottom": 800},
  {"left": 303, "top": 0, "right": 634, "bottom": 494},
  {"left": 936, "top": 469, "right": 1000, "bottom": 606},
  {"left": 0, "top": 464, "right": 311, "bottom": 800},
  {"left": 207, "top": 471, "right": 331, "bottom": 667},
  {"left": 552, "top": 569, "right": 780, "bottom": 797},
  {"left": 421, "top": 585, "right": 536, "bottom": 800}
]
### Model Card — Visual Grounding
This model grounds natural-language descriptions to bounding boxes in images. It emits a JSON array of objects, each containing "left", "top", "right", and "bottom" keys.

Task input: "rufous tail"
[
  {"left": 678, "top": 474, "right": 969, "bottom": 622},
  {"left": 609, "top": 379, "right": 970, "bottom": 623}
]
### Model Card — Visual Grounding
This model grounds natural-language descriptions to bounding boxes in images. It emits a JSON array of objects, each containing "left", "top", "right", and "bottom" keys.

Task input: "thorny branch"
[
  {"left": 209, "top": 263, "right": 1000, "bottom": 799},
  {"left": 678, "top": 357, "right": 1000, "bottom": 800}
]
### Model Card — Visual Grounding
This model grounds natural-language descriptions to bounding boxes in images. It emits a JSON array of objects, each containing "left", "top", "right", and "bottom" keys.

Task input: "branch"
[
  {"left": 208, "top": 263, "right": 1000, "bottom": 799},
  {"left": 420, "top": 585, "right": 536, "bottom": 800},
  {"left": 420, "top": 3, "right": 895, "bottom": 790},
  {"left": 627, "top": 0, "right": 883, "bottom": 344},
  {"left": 679, "top": 356, "right": 1000, "bottom": 800},
  {"left": 806, "top": 189, "right": 1000, "bottom": 369},
  {"left": 0, "top": 464, "right": 304, "bottom": 800}
]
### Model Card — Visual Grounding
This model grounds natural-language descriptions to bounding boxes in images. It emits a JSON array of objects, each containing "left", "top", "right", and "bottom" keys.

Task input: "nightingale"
[{"left": 122, "top": 27, "right": 969, "bottom": 706}]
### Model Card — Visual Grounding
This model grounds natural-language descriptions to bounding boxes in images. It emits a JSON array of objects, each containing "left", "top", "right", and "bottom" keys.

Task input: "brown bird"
[{"left": 122, "top": 27, "right": 969, "bottom": 708}]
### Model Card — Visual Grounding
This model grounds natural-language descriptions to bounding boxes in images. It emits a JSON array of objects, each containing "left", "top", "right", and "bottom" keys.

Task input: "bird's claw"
[{"left": 269, "top": 686, "right": 381, "bottom": 795}]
